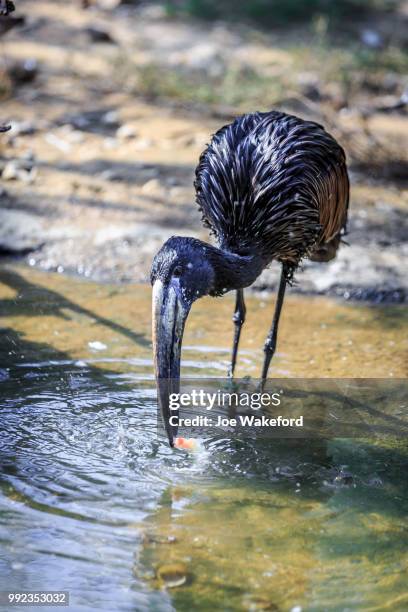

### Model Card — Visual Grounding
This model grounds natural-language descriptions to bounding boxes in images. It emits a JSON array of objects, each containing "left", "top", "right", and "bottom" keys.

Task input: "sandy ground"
[{"left": 0, "top": 0, "right": 407, "bottom": 302}]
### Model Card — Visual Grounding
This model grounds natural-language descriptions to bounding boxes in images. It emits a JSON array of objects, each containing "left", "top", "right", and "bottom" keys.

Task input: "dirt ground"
[{"left": 0, "top": 0, "right": 407, "bottom": 301}]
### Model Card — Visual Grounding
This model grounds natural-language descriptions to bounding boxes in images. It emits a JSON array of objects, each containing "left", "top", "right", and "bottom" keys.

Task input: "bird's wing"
[{"left": 195, "top": 111, "right": 349, "bottom": 267}]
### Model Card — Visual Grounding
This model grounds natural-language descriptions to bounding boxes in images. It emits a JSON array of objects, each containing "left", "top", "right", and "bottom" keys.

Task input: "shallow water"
[{"left": 0, "top": 265, "right": 407, "bottom": 611}]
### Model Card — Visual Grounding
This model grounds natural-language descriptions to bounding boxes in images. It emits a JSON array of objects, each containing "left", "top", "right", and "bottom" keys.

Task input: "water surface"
[{"left": 0, "top": 265, "right": 407, "bottom": 611}]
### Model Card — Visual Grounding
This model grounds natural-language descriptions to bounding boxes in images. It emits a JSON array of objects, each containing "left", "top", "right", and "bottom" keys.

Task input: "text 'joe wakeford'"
[{"left": 167, "top": 389, "right": 304, "bottom": 428}]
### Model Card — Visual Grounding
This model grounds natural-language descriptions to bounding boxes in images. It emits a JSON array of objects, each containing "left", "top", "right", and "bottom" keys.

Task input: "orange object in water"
[{"left": 174, "top": 437, "right": 197, "bottom": 451}]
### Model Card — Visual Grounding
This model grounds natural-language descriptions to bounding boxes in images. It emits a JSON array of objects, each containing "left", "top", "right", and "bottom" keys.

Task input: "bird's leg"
[
  {"left": 228, "top": 289, "right": 246, "bottom": 378},
  {"left": 260, "top": 266, "right": 287, "bottom": 389}
]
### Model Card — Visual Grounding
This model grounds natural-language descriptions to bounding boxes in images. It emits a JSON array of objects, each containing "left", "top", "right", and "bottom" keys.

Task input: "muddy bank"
[
  {"left": 1, "top": 135, "right": 406, "bottom": 303},
  {"left": 0, "top": 0, "right": 407, "bottom": 302}
]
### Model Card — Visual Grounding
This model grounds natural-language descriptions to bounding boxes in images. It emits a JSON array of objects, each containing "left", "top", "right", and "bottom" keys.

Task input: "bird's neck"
[{"left": 208, "top": 246, "right": 266, "bottom": 296}]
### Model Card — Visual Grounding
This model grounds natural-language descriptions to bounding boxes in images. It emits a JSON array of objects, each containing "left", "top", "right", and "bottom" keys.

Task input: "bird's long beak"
[{"left": 152, "top": 279, "right": 189, "bottom": 447}]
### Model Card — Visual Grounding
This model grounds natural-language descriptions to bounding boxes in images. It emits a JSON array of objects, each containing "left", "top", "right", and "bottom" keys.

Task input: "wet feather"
[{"left": 195, "top": 110, "right": 349, "bottom": 278}]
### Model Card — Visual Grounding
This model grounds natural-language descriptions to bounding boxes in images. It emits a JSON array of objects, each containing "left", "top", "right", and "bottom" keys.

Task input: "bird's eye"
[{"left": 173, "top": 265, "right": 182, "bottom": 277}]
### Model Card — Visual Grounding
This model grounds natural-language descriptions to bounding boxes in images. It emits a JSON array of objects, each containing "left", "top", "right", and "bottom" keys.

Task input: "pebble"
[
  {"left": 58, "top": 125, "right": 85, "bottom": 144},
  {"left": 11, "top": 121, "right": 37, "bottom": 136},
  {"left": 10, "top": 58, "right": 38, "bottom": 85},
  {"left": 85, "top": 26, "right": 116, "bottom": 44},
  {"left": 99, "top": 168, "right": 124, "bottom": 181},
  {"left": 116, "top": 124, "right": 138, "bottom": 139},
  {"left": 102, "top": 110, "right": 119, "bottom": 126},
  {"left": 45, "top": 132, "right": 71, "bottom": 153},
  {"left": 88, "top": 341, "right": 107, "bottom": 351},
  {"left": 1, "top": 160, "right": 36, "bottom": 183},
  {"left": 21, "top": 149, "right": 36, "bottom": 161},
  {"left": 133, "top": 138, "right": 152, "bottom": 150},
  {"left": 2, "top": 161, "right": 19, "bottom": 181},
  {"left": 243, "top": 596, "right": 279, "bottom": 610},
  {"left": 144, "top": 533, "right": 177, "bottom": 544},
  {"left": 141, "top": 178, "right": 162, "bottom": 195},
  {"left": 103, "top": 137, "right": 118, "bottom": 149},
  {"left": 157, "top": 563, "right": 188, "bottom": 588}
]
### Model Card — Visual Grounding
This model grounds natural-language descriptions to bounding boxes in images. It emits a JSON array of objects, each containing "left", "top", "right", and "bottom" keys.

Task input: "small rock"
[
  {"left": 21, "top": 167, "right": 37, "bottom": 184},
  {"left": 58, "top": 124, "right": 85, "bottom": 144},
  {"left": 11, "top": 121, "right": 37, "bottom": 136},
  {"left": 10, "top": 58, "right": 38, "bottom": 85},
  {"left": 141, "top": 178, "right": 162, "bottom": 195},
  {"left": 21, "top": 149, "right": 36, "bottom": 161},
  {"left": 157, "top": 563, "right": 188, "bottom": 588},
  {"left": 102, "top": 110, "right": 119, "bottom": 126},
  {"left": 144, "top": 533, "right": 177, "bottom": 545},
  {"left": 1, "top": 160, "right": 19, "bottom": 180},
  {"left": 99, "top": 168, "right": 124, "bottom": 181},
  {"left": 74, "top": 360, "right": 87, "bottom": 368},
  {"left": 103, "top": 137, "right": 118, "bottom": 149},
  {"left": 0, "top": 159, "right": 34, "bottom": 182},
  {"left": 116, "top": 123, "right": 137, "bottom": 139},
  {"left": 60, "top": 109, "right": 119, "bottom": 133},
  {"left": 243, "top": 596, "right": 279, "bottom": 610},
  {"left": 133, "top": 137, "right": 152, "bottom": 150},
  {"left": 45, "top": 132, "right": 71, "bottom": 153},
  {"left": 88, "top": 341, "right": 107, "bottom": 351},
  {"left": 85, "top": 26, "right": 116, "bottom": 44},
  {"left": 302, "top": 83, "right": 321, "bottom": 101}
]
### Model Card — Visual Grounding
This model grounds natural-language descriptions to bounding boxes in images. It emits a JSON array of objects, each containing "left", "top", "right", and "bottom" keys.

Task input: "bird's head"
[{"left": 151, "top": 236, "right": 216, "bottom": 446}]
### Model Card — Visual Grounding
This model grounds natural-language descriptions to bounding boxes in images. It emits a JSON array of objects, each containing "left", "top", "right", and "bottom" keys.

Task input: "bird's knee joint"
[
  {"left": 264, "top": 336, "right": 276, "bottom": 355},
  {"left": 233, "top": 311, "right": 245, "bottom": 325}
]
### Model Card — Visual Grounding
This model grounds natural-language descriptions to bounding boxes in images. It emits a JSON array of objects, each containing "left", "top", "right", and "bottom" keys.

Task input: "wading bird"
[{"left": 151, "top": 111, "right": 349, "bottom": 446}]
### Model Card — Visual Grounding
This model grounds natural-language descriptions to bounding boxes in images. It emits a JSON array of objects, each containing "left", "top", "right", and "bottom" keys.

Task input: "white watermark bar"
[
  {"left": 0, "top": 592, "right": 69, "bottom": 606},
  {"left": 156, "top": 378, "right": 408, "bottom": 440}
]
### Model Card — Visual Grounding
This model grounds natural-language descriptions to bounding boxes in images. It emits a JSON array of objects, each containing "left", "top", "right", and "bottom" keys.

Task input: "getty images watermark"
[
  {"left": 168, "top": 389, "right": 304, "bottom": 429},
  {"left": 156, "top": 379, "right": 407, "bottom": 439}
]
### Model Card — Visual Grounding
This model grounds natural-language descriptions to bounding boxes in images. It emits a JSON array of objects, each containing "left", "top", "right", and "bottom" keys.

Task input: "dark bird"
[{"left": 151, "top": 110, "right": 349, "bottom": 446}]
